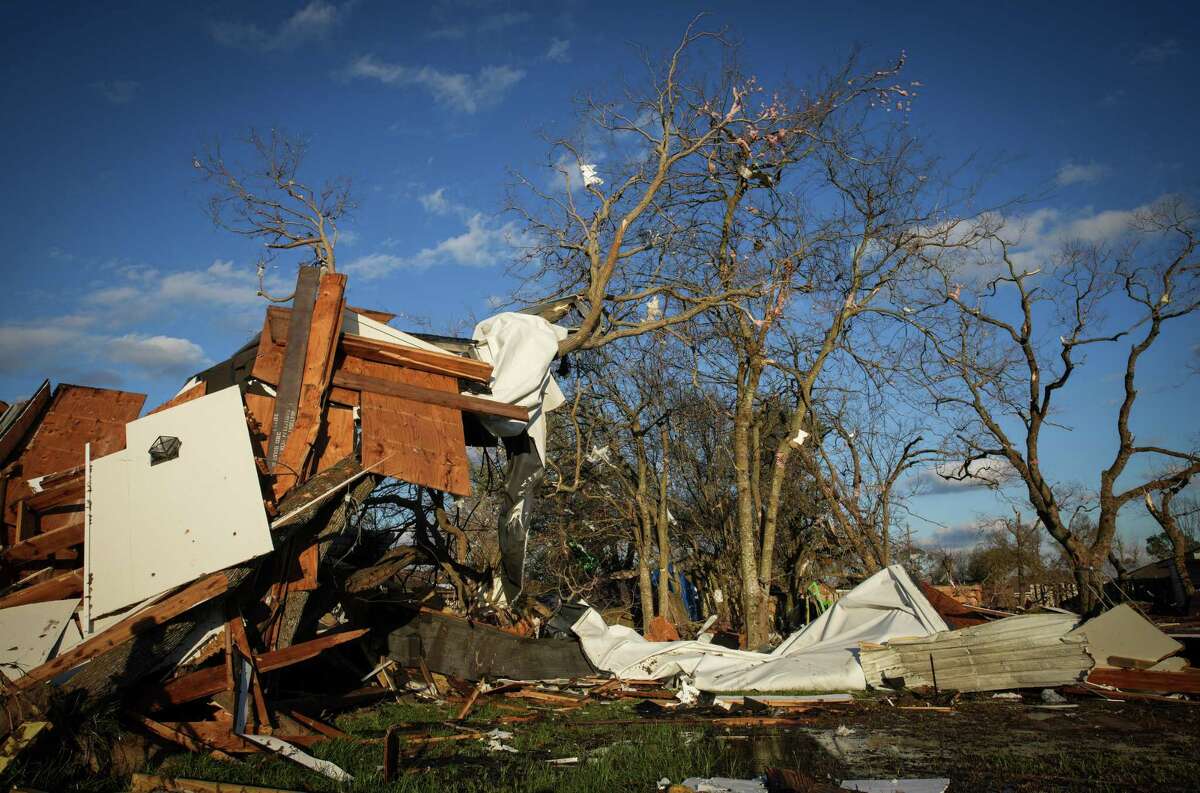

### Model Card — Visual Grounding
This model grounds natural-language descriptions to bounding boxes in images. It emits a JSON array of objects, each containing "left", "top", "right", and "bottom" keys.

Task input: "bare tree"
[
  {"left": 901, "top": 198, "right": 1200, "bottom": 612},
  {"left": 196, "top": 128, "right": 354, "bottom": 282}
]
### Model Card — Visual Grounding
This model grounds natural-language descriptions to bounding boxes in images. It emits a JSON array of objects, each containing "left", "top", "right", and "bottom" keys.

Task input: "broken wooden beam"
[
  {"left": 1087, "top": 667, "right": 1200, "bottom": 694},
  {"left": 340, "top": 334, "right": 492, "bottom": 383},
  {"left": 148, "top": 628, "right": 369, "bottom": 709},
  {"left": 16, "top": 571, "right": 229, "bottom": 689},
  {"left": 2, "top": 514, "right": 83, "bottom": 563},
  {"left": 332, "top": 370, "right": 529, "bottom": 421},
  {"left": 130, "top": 772, "right": 303, "bottom": 793},
  {"left": 0, "top": 568, "right": 82, "bottom": 609},
  {"left": 271, "top": 271, "right": 347, "bottom": 500}
]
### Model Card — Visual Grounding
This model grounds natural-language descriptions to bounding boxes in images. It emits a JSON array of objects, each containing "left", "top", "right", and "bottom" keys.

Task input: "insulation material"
[
  {"left": 1068, "top": 603, "right": 1182, "bottom": 667},
  {"left": 470, "top": 312, "right": 568, "bottom": 461},
  {"left": 859, "top": 613, "right": 1092, "bottom": 692},
  {"left": 84, "top": 386, "right": 272, "bottom": 623},
  {"left": 572, "top": 566, "right": 947, "bottom": 692},
  {"left": 0, "top": 598, "right": 78, "bottom": 681},
  {"left": 349, "top": 357, "right": 471, "bottom": 496}
]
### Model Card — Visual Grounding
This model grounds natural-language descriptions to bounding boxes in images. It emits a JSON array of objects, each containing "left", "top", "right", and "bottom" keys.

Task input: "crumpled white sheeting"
[
  {"left": 470, "top": 312, "right": 569, "bottom": 461},
  {"left": 571, "top": 565, "right": 947, "bottom": 692}
]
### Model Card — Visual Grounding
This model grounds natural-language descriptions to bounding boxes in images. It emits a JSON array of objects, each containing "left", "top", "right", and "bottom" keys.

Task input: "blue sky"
[{"left": 1, "top": 1, "right": 1196, "bottom": 551}]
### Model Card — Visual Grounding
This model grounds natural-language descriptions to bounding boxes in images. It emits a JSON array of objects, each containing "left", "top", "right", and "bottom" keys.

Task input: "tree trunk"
[
  {"left": 637, "top": 533, "right": 655, "bottom": 633},
  {"left": 655, "top": 423, "right": 672, "bottom": 620},
  {"left": 733, "top": 360, "right": 767, "bottom": 648}
]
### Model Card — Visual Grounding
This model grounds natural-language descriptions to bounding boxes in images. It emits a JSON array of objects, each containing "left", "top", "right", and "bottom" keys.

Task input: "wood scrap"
[{"left": 130, "top": 773, "right": 303, "bottom": 793}]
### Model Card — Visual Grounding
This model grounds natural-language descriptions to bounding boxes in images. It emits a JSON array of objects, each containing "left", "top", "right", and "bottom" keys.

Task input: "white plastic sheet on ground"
[
  {"left": 469, "top": 312, "right": 568, "bottom": 461},
  {"left": 572, "top": 565, "right": 947, "bottom": 692}
]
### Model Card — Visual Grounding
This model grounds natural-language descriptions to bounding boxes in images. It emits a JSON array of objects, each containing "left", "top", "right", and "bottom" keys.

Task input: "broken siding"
[{"left": 860, "top": 613, "right": 1092, "bottom": 692}]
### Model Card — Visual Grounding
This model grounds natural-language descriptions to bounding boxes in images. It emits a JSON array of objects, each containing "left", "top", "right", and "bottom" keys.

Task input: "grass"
[
  {"left": 152, "top": 699, "right": 758, "bottom": 793},
  {"left": 7, "top": 691, "right": 1198, "bottom": 792}
]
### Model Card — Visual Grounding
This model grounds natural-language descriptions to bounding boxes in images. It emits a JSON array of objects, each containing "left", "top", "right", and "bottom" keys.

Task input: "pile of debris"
[
  {"left": 0, "top": 266, "right": 568, "bottom": 781},
  {"left": 1, "top": 265, "right": 1197, "bottom": 788}
]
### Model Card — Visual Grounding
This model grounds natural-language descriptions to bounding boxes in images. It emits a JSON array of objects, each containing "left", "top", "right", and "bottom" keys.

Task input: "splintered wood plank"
[
  {"left": 0, "top": 380, "right": 50, "bottom": 466},
  {"left": 272, "top": 272, "right": 347, "bottom": 499},
  {"left": 341, "top": 334, "right": 492, "bottom": 383},
  {"left": 333, "top": 369, "right": 529, "bottom": 422},
  {"left": 251, "top": 313, "right": 287, "bottom": 385},
  {"left": 347, "top": 358, "right": 471, "bottom": 496},
  {"left": 314, "top": 405, "right": 355, "bottom": 474},
  {"left": 268, "top": 307, "right": 489, "bottom": 383},
  {"left": 266, "top": 268, "right": 320, "bottom": 473},
  {"left": 148, "top": 628, "right": 369, "bottom": 708},
  {"left": 0, "top": 569, "right": 82, "bottom": 609},
  {"left": 243, "top": 392, "right": 276, "bottom": 460},
  {"left": 15, "top": 571, "right": 228, "bottom": 689},
  {"left": 2, "top": 514, "right": 83, "bottom": 563}
]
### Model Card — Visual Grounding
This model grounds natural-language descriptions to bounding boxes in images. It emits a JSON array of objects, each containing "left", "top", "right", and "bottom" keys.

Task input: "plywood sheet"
[
  {"left": 84, "top": 386, "right": 272, "bottom": 623},
  {"left": 314, "top": 405, "right": 356, "bottom": 473},
  {"left": 4, "top": 385, "right": 145, "bottom": 545},
  {"left": 0, "top": 598, "right": 78, "bottom": 681},
  {"left": 350, "top": 358, "right": 470, "bottom": 496}
]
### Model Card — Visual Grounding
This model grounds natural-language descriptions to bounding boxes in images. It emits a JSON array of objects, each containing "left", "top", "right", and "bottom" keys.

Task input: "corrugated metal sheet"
[{"left": 860, "top": 613, "right": 1092, "bottom": 692}]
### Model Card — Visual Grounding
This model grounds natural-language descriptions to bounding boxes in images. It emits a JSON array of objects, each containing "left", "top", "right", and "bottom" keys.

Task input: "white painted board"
[
  {"left": 0, "top": 599, "right": 79, "bottom": 681},
  {"left": 84, "top": 386, "right": 272, "bottom": 623}
]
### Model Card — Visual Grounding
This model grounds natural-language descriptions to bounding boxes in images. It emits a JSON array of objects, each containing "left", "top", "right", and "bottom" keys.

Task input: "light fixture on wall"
[{"left": 149, "top": 435, "right": 182, "bottom": 465}]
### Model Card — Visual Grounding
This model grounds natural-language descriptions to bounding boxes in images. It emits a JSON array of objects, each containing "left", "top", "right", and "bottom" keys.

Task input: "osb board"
[
  {"left": 348, "top": 357, "right": 470, "bottom": 496},
  {"left": 314, "top": 405, "right": 356, "bottom": 473},
  {"left": 251, "top": 317, "right": 286, "bottom": 385},
  {"left": 147, "top": 381, "right": 206, "bottom": 416},
  {"left": 4, "top": 385, "right": 145, "bottom": 545}
]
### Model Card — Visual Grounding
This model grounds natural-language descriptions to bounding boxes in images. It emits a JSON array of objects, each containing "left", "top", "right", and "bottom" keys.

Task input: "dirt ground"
[{"left": 7, "top": 688, "right": 1197, "bottom": 792}]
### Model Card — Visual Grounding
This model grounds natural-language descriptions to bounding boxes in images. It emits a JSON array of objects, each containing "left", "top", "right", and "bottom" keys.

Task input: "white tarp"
[
  {"left": 572, "top": 565, "right": 947, "bottom": 692},
  {"left": 84, "top": 386, "right": 273, "bottom": 626},
  {"left": 469, "top": 312, "right": 569, "bottom": 461}
]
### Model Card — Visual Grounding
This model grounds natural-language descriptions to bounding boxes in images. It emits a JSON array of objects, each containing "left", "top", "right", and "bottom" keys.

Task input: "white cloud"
[
  {"left": 211, "top": 1, "right": 343, "bottom": 51},
  {"left": 0, "top": 322, "right": 208, "bottom": 379},
  {"left": 419, "top": 187, "right": 453, "bottom": 215},
  {"left": 426, "top": 10, "right": 530, "bottom": 40},
  {"left": 346, "top": 56, "right": 525, "bottom": 113},
  {"left": 85, "top": 260, "right": 278, "bottom": 311},
  {"left": 1055, "top": 161, "right": 1110, "bottom": 187},
  {"left": 1132, "top": 39, "right": 1180, "bottom": 65},
  {"left": 545, "top": 38, "right": 571, "bottom": 63},
  {"left": 917, "top": 523, "right": 986, "bottom": 552},
  {"left": 344, "top": 212, "right": 525, "bottom": 279},
  {"left": 92, "top": 80, "right": 140, "bottom": 105},
  {"left": 911, "top": 459, "right": 1019, "bottom": 495},
  {"left": 947, "top": 198, "right": 1163, "bottom": 281},
  {"left": 106, "top": 334, "right": 209, "bottom": 375}
]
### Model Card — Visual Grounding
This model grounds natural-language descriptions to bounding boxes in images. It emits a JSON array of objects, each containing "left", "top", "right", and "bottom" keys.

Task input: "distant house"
[{"left": 1122, "top": 547, "right": 1200, "bottom": 613}]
